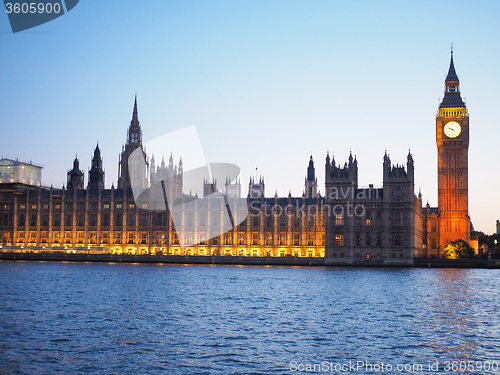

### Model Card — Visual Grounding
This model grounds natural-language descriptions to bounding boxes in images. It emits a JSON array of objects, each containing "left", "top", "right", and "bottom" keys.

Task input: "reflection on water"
[{"left": 0, "top": 263, "right": 499, "bottom": 374}]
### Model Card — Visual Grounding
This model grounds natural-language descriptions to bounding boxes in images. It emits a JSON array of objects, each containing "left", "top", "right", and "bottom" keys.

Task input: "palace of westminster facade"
[{"left": 0, "top": 53, "right": 471, "bottom": 263}]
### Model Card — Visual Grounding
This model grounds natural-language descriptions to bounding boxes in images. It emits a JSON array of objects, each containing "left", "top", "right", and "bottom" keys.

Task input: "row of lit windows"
[
  {"left": 331, "top": 233, "right": 405, "bottom": 247},
  {"left": 14, "top": 202, "right": 150, "bottom": 211},
  {"left": 11, "top": 230, "right": 325, "bottom": 246}
]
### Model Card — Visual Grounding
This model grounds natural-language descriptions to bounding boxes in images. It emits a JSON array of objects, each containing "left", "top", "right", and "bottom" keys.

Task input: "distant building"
[
  {"left": 0, "top": 158, "right": 42, "bottom": 186},
  {"left": 497, "top": 220, "right": 499, "bottom": 235}
]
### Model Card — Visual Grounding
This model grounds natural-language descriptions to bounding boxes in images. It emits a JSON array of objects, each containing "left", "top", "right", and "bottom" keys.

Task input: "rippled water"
[{"left": 1, "top": 262, "right": 499, "bottom": 374}]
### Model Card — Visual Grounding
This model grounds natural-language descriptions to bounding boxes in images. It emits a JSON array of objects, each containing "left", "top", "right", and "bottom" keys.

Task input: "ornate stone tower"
[
  {"left": 88, "top": 144, "right": 104, "bottom": 190},
  {"left": 67, "top": 156, "right": 84, "bottom": 189},
  {"left": 118, "top": 95, "right": 147, "bottom": 190},
  {"left": 225, "top": 177, "right": 241, "bottom": 198},
  {"left": 248, "top": 176, "right": 265, "bottom": 198},
  {"left": 436, "top": 50, "right": 470, "bottom": 250},
  {"left": 382, "top": 151, "right": 418, "bottom": 260},
  {"left": 324, "top": 152, "right": 358, "bottom": 259},
  {"left": 305, "top": 155, "right": 318, "bottom": 198},
  {"left": 203, "top": 178, "right": 217, "bottom": 197}
]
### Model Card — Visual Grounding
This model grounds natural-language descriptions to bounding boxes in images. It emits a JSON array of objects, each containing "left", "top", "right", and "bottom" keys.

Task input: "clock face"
[{"left": 444, "top": 121, "right": 461, "bottom": 138}]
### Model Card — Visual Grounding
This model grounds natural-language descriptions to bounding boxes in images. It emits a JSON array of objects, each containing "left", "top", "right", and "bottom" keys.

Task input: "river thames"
[{"left": 1, "top": 262, "right": 499, "bottom": 374}]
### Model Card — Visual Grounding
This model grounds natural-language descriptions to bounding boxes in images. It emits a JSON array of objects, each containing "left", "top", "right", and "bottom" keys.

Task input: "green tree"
[{"left": 443, "top": 240, "right": 475, "bottom": 259}]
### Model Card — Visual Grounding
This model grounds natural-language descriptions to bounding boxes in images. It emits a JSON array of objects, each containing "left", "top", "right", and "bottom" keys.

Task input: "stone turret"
[
  {"left": 304, "top": 155, "right": 318, "bottom": 198},
  {"left": 88, "top": 144, "right": 104, "bottom": 190},
  {"left": 67, "top": 156, "right": 84, "bottom": 190}
]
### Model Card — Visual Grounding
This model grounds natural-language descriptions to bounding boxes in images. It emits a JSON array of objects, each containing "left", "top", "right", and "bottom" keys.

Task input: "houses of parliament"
[{"left": 0, "top": 53, "right": 471, "bottom": 263}]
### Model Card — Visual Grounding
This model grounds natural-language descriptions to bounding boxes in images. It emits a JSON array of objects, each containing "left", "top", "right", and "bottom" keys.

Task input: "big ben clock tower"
[{"left": 436, "top": 49, "right": 470, "bottom": 252}]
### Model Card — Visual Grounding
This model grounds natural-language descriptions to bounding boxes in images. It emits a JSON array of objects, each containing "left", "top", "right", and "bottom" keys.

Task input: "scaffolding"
[{"left": 0, "top": 158, "right": 42, "bottom": 186}]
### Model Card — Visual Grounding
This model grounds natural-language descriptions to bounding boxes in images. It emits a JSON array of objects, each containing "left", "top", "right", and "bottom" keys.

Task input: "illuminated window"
[
  {"left": 279, "top": 233, "right": 286, "bottom": 246},
  {"left": 334, "top": 234, "right": 344, "bottom": 246},
  {"left": 77, "top": 231, "right": 84, "bottom": 244},
  {"left": 307, "top": 233, "right": 314, "bottom": 246},
  {"left": 223, "top": 233, "right": 232, "bottom": 245},
  {"left": 366, "top": 219, "right": 371, "bottom": 226},
  {"left": 335, "top": 215, "right": 344, "bottom": 226}
]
